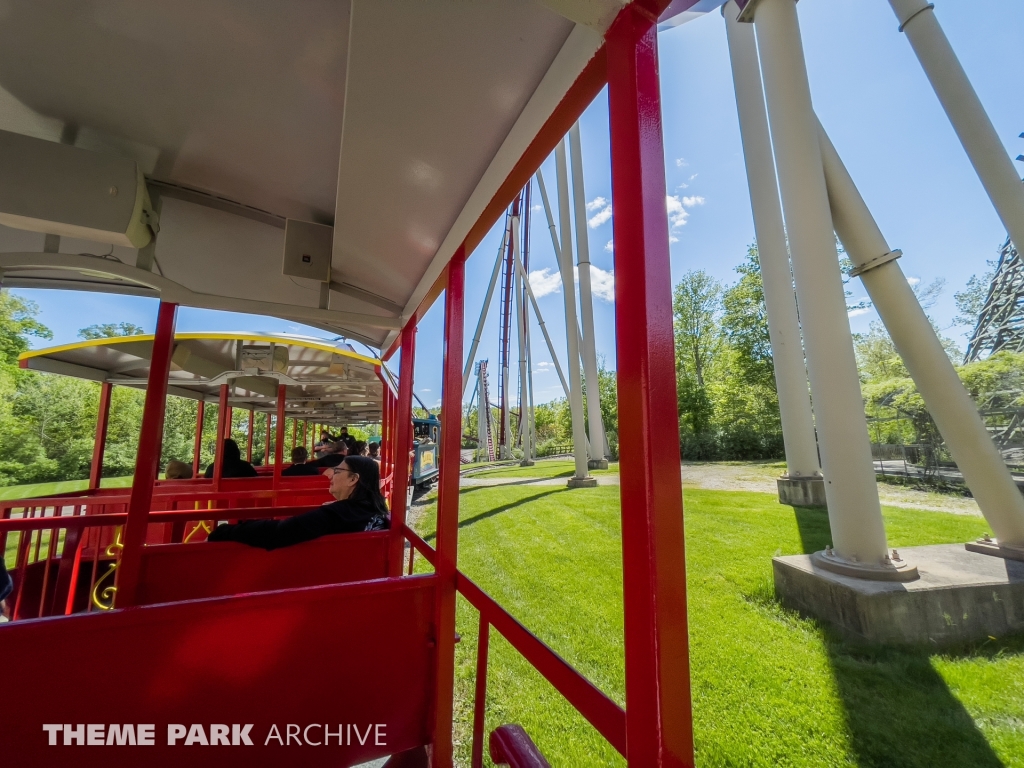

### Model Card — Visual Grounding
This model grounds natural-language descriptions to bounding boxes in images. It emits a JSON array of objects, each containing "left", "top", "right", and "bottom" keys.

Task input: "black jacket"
[
  {"left": 281, "top": 462, "right": 322, "bottom": 477},
  {"left": 204, "top": 459, "right": 258, "bottom": 479},
  {"left": 207, "top": 497, "right": 387, "bottom": 550}
]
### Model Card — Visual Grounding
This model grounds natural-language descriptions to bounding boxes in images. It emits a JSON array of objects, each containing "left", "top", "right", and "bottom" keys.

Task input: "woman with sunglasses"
[{"left": 207, "top": 455, "right": 389, "bottom": 550}]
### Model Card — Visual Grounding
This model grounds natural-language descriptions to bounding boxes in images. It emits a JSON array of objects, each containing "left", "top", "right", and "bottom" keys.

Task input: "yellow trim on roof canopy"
[{"left": 18, "top": 332, "right": 380, "bottom": 367}]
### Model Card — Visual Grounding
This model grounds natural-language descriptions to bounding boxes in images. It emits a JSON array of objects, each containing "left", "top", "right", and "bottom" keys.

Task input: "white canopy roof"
[{"left": 0, "top": 0, "right": 720, "bottom": 351}]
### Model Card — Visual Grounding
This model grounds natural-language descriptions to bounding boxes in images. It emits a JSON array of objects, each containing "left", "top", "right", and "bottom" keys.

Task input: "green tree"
[
  {"left": 78, "top": 322, "right": 146, "bottom": 339},
  {"left": 673, "top": 270, "right": 721, "bottom": 388},
  {"left": 721, "top": 245, "right": 775, "bottom": 390},
  {"left": 0, "top": 292, "right": 52, "bottom": 364}
]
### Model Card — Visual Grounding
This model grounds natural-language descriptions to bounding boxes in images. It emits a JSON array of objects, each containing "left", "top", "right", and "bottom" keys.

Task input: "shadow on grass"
[
  {"left": 422, "top": 488, "right": 567, "bottom": 543},
  {"left": 784, "top": 504, "right": 1006, "bottom": 768}
]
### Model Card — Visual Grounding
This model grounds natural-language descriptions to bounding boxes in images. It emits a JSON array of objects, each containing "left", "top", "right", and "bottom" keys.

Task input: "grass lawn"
[
  {"left": 0, "top": 476, "right": 133, "bottom": 502},
  {"left": 413, "top": 485, "right": 1024, "bottom": 767},
  {"left": 467, "top": 459, "right": 619, "bottom": 479},
  {"left": 2, "top": 477, "right": 133, "bottom": 567}
]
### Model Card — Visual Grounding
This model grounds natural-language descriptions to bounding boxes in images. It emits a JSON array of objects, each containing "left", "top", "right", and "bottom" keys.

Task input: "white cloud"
[
  {"left": 847, "top": 307, "right": 871, "bottom": 317},
  {"left": 675, "top": 157, "right": 689, "bottom": 168},
  {"left": 906, "top": 276, "right": 921, "bottom": 286},
  {"left": 604, "top": 240, "right": 614, "bottom": 253},
  {"left": 588, "top": 204, "right": 612, "bottom": 228},
  {"left": 421, "top": 389, "right": 431, "bottom": 392},
  {"left": 586, "top": 196, "right": 608, "bottom": 212},
  {"left": 688, "top": 173, "right": 698, "bottom": 181},
  {"left": 529, "top": 268, "right": 563, "bottom": 298},
  {"left": 531, "top": 204, "right": 542, "bottom": 212},
  {"left": 526, "top": 265, "right": 615, "bottom": 303},
  {"left": 589, "top": 265, "right": 615, "bottom": 302},
  {"left": 665, "top": 194, "right": 706, "bottom": 241}
]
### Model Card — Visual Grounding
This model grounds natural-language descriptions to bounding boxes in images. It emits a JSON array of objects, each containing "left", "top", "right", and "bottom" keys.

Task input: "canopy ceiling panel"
[
  {"left": 0, "top": 0, "right": 673, "bottom": 348},
  {"left": 19, "top": 332, "right": 386, "bottom": 424}
]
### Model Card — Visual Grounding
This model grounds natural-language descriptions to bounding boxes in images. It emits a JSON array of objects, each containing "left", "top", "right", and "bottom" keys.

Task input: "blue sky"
[{"left": 12, "top": 0, "right": 1024, "bottom": 410}]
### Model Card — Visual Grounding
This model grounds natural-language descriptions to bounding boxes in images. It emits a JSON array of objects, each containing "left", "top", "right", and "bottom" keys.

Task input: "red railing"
[
  {"left": 1, "top": 504, "right": 314, "bottom": 621},
  {"left": 402, "top": 526, "right": 626, "bottom": 763}
]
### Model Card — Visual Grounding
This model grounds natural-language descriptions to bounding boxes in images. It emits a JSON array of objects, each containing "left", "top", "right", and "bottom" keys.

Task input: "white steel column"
[
  {"left": 569, "top": 122, "right": 608, "bottom": 466},
  {"left": 513, "top": 239, "right": 571, "bottom": 402},
  {"left": 463, "top": 222, "right": 509, "bottom": 395},
  {"left": 889, "top": 0, "right": 1024, "bottom": 258},
  {"left": 755, "top": 0, "right": 906, "bottom": 576},
  {"left": 555, "top": 140, "right": 593, "bottom": 484},
  {"left": 512, "top": 214, "right": 535, "bottom": 465},
  {"left": 724, "top": 3, "right": 819, "bottom": 479},
  {"left": 819, "top": 122, "right": 1024, "bottom": 549}
]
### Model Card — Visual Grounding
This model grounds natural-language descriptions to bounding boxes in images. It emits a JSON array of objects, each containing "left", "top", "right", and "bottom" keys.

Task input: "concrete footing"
[
  {"left": 773, "top": 544, "right": 1024, "bottom": 646},
  {"left": 567, "top": 476, "right": 598, "bottom": 488},
  {"left": 588, "top": 459, "right": 609, "bottom": 470},
  {"left": 777, "top": 475, "right": 826, "bottom": 507}
]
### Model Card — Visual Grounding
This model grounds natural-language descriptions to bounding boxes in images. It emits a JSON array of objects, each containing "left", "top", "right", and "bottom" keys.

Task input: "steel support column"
[
  {"left": 818, "top": 121, "right": 1024, "bottom": 548},
  {"left": 114, "top": 301, "right": 177, "bottom": 608},
  {"left": 755, "top": 0, "right": 891, "bottom": 568},
  {"left": 264, "top": 412, "right": 272, "bottom": 468},
  {"left": 213, "top": 385, "right": 229, "bottom": 489},
  {"left": 432, "top": 246, "right": 466, "bottom": 767},
  {"left": 555, "top": 140, "right": 592, "bottom": 482},
  {"left": 192, "top": 400, "right": 205, "bottom": 479},
  {"left": 569, "top": 122, "right": 609, "bottom": 465},
  {"left": 247, "top": 408, "right": 254, "bottom": 462},
  {"left": 889, "top": 0, "right": 1024, "bottom": 258},
  {"left": 724, "top": 2, "right": 820, "bottom": 478},
  {"left": 607, "top": 9, "right": 694, "bottom": 765},
  {"left": 88, "top": 381, "right": 113, "bottom": 491},
  {"left": 389, "top": 326, "right": 416, "bottom": 576},
  {"left": 274, "top": 384, "right": 286, "bottom": 488}
]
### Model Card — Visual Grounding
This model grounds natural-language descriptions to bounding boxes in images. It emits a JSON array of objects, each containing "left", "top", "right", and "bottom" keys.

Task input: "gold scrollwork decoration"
[
  {"left": 90, "top": 526, "right": 124, "bottom": 611},
  {"left": 183, "top": 520, "right": 213, "bottom": 543}
]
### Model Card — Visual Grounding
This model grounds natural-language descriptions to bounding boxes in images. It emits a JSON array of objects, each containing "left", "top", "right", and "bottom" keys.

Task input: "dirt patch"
[{"left": 681, "top": 461, "right": 983, "bottom": 517}]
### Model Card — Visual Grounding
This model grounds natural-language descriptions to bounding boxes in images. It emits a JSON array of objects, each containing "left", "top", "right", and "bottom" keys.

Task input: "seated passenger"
[
  {"left": 282, "top": 446, "right": 321, "bottom": 476},
  {"left": 308, "top": 440, "right": 348, "bottom": 469},
  {"left": 164, "top": 459, "right": 193, "bottom": 480},
  {"left": 203, "top": 438, "right": 259, "bottom": 479},
  {"left": 368, "top": 442, "right": 381, "bottom": 462},
  {"left": 314, "top": 430, "right": 336, "bottom": 459},
  {"left": 0, "top": 557, "right": 12, "bottom": 623},
  {"left": 207, "top": 456, "right": 389, "bottom": 550},
  {"left": 353, "top": 440, "right": 369, "bottom": 457}
]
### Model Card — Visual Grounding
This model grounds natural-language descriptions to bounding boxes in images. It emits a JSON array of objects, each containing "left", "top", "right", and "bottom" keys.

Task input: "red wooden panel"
[
  {"left": 135, "top": 532, "right": 391, "bottom": 605},
  {"left": 1, "top": 576, "right": 436, "bottom": 767}
]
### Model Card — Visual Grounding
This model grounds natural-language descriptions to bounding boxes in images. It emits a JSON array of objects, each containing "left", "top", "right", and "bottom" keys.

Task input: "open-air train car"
[{"left": 0, "top": 0, "right": 717, "bottom": 764}]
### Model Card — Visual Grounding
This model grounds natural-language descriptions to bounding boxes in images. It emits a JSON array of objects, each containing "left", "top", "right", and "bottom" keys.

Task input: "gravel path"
[{"left": 456, "top": 460, "right": 983, "bottom": 517}]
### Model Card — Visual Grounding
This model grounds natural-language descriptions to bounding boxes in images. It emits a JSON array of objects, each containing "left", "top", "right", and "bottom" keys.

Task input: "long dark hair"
[
  {"left": 341, "top": 456, "right": 389, "bottom": 516},
  {"left": 222, "top": 439, "right": 242, "bottom": 463}
]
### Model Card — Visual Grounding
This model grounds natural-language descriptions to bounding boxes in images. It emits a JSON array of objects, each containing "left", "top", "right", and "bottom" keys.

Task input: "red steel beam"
[
  {"left": 432, "top": 245, "right": 466, "bottom": 766},
  {"left": 192, "top": 400, "right": 205, "bottom": 479},
  {"left": 388, "top": 327, "right": 416, "bottom": 576},
  {"left": 114, "top": 301, "right": 177, "bottom": 608},
  {"left": 213, "top": 384, "right": 229, "bottom": 490},
  {"left": 264, "top": 411, "right": 273, "bottom": 468},
  {"left": 607, "top": 6, "right": 694, "bottom": 765},
  {"left": 88, "top": 381, "right": 113, "bottom": 491},
  {"left": 273, "top": 384, "right": 287, "bottom": 488},
  {"left": 247, "top": 408, "right": 255, "bottom": 462}
]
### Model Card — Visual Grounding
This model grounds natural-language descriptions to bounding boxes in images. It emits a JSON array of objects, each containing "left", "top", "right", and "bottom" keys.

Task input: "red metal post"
[
  {"left": 471, "top": 616, "right": 491, "bottom": 768},
  {"left": 114, "top": 301, "right": 178, "bottom": 608},
  {"left": 607, "top": 9, "right": 694, "bottom": 766},
  {"left": 273, "top": 384, "right": 287, "bottom": 487},
  {"left": 224, "top": 407, "right": 233, "bottom": 439},
  {"left": 88, "top": 381, "right": 113, "bottom": 491},
  {"left": 433, "top": 247, "right": 466, "bottom": 766},
  {"left": 265, "top": 412, "right": 273, "bottom": 466},
  {"left": 247, "top": 408, "right": 255, "bottom": 462},
  {"left": 389, "top": 326, "right": 417, "bottom": 575},
  {"left": 212, "top": 384, "right": 230, "bottom": 489},
  {"left": 291, "top": 418, "right": 297, "bottom": 451},
  {"left": 192, "top": 400, "right": 205, "bottom": 479}
]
